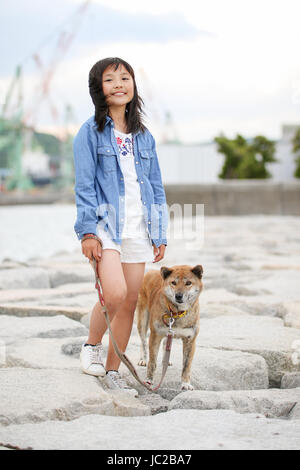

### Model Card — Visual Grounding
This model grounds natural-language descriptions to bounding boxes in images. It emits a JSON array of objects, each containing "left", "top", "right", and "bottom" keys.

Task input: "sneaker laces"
[
  {"left": 88, "top": 344, "right": 104, "bottom": 365},
  {"left": 108, "top": 371, "right": 131, "bottom": 389}
]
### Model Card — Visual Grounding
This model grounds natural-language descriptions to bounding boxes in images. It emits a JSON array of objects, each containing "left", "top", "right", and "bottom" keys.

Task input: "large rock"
[
  {"left": 280, "top": 301, "right": 300, "bottom": 329},
  {"left": 0, "top": 304, "right": 88, "bottom": 321},
  {"left": 0, "top": 315, "right": 88, "bottom": 345},
  {"left": 169, "top": 388, "right": 300, "bottom": 419},
  {"left": 47, "top": 264, "right": 94, "bottom": 288},
  {"left": 0, "top": 409, "right": 300, "bottom": 450},
  {"left": 281, "top": 373, "right": 300, "bottom": 389},
  {"left": 0, "top": 267, "right": 50, "bottom": 290},
  {"left": 4, "top": 337, "right": 87, "bottom": 369},
  {"left": 0, "top": 368, "right": 150, "bottom": 426},
  {"left": 198, "top": 315, "right": 300, "bottom": 386},
  {"left": 0, "top": 368, "right": 114, "bottom": 426},
  {"left": 118, "top": 337, "right": 268, "bottom": 397}
]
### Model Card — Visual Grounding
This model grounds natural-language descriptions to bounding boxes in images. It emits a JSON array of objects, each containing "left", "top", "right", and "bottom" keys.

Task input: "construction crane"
[
  {"left": 0, "top": 0, "right": 91, "bottom": 191},
  {"left": 139, "top": 67, "right": 180, "bottom": 144}
]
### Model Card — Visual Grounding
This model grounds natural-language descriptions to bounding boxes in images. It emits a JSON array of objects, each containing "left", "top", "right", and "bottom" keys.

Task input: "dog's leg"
[
  {"left": 137, "top": 307, "right": 149, "bottom": 367},
  {"left": 181, "top": 337, "right": 197, "bottom": 390},
  {"left": 146, "top": 331, "right": 163, "bottom": 384}
]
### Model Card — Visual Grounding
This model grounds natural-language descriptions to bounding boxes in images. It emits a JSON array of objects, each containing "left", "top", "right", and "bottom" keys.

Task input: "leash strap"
[{"left": 91, "top": 257, "right": 172, "bottom": 393}]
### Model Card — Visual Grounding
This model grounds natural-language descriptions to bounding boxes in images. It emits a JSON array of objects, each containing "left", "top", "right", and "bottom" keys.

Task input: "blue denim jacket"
[{"left": 73, "top": 115, "right": 168, "bottom": 247}]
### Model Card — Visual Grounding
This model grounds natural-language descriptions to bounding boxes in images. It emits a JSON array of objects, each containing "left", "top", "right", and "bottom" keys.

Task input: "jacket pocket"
[
  {"left": 140, "top": 149, "right": 153, "bottom": 175},
  {"left": 97, "top": 145, "right": 118, "bottom": 172}
]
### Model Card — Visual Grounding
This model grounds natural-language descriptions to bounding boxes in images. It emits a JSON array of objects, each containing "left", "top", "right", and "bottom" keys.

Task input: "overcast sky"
[{"left": 1, "top": 0, "right": 300, "bottom": 143}]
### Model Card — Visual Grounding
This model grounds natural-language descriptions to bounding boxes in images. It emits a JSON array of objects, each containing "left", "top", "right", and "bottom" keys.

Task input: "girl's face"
[{"left": 102, "top": 64, "right": 134, "bottom": 109}]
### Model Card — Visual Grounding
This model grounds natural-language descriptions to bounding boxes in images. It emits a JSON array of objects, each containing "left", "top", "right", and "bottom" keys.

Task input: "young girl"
[{"left": 73, "top": 57, "right": 168, "bottom": 394}]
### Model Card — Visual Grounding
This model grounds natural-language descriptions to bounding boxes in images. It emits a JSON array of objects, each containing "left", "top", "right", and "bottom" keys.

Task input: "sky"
[{"left": 1, "top": 0, "right": 300, "bottom": 143}]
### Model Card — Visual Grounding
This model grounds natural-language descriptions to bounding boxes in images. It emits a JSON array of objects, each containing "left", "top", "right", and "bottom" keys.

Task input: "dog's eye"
[
  {"left": 186, "top": 281, "right": 192, "bottom": 285},
  {"left": 171, "top": 281, "right": 177, "bottom": 285}
]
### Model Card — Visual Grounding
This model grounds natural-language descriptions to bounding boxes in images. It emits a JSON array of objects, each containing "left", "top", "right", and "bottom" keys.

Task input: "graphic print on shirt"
[{"left": 115, "top": 135, "right": 133, "bottom": 157}]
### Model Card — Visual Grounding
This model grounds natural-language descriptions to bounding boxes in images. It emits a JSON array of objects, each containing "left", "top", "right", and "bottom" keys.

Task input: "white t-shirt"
[{"left": 113, "top": 128, "right": 149, "bottom": 238}]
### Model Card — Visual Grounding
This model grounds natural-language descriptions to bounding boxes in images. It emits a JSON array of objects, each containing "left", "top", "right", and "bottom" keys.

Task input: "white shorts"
[{"left": 96, "top": 225, "right": 154, "bottom": 263}]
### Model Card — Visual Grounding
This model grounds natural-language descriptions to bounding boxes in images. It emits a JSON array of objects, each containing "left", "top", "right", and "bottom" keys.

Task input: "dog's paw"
[
  {"left": 181, "top": 382, "right": 194, "bottom": 391},
  {"left": 138, "top": 359, "right": 147, "bottom": 367}
]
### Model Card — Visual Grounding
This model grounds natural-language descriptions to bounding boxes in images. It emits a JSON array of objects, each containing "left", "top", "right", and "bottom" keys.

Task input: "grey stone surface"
[
  {"left": 120, "top": 342, "right": 269, "bottom": 395},
  {"left": 169, "top": 388, "right": 300, "bottom": 419},
  {"left": 290, "top": 404, "right": 300, "bottom": 420},
  {"left": 1, "top": 409, "right": 300, "bottom": 450},
  {"left": 0, "top": 368, "right": 150, "bottom": 426},
  {"left": 0, "top": 304, "right": 88, "bottom": 321},
  {"left": 0, "top": 267, "right": 50, "bottom": 290},
  {"left": 0, "top": 368, "right": 114, "bottom": 426},
  {"left": 1, "top": 214, "right": 300, "bottom": 448},
  {"left": 4, "top": 337, "right": 87, "bottom": 369},
  {"left": 197, "top": 315, "right": 300, "bottom": 386},
  {"left": 281, "top": 373, "right": 300, "bottom": 389},
  {"left": 0, "top": 315, "right": 88, "bottom": 345}
]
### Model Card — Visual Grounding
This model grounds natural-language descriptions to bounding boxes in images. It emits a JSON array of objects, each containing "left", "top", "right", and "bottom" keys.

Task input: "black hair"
[{"left": 88, "top": 57, "right": 146, "bottom": 134}]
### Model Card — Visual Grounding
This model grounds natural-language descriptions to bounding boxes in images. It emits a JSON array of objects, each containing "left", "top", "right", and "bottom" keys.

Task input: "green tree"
[
  {"left": 292, "top": 127, "right": 300, "bottom": 178},
  {"left": 214, "top": 134, "right": 277, "bottom": 179}
]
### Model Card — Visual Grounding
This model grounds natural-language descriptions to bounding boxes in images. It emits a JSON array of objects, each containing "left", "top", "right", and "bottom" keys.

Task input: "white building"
[{"left": 157, "top": 123, "right": 300, "bottom": 184}]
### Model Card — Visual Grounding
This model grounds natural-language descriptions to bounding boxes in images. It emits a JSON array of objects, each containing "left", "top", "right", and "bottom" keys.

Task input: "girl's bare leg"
[
  {"left": 106, "top": 262, "right": 146, "bottom": 371},
  {"left": 87, "top": 249, "right": 127, "bottom": 345}
]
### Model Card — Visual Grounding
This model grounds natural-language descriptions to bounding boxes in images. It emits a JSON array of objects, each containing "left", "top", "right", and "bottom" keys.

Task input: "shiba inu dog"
[{"left": 136, "top": 264, "right": 203, "bottom": 390}]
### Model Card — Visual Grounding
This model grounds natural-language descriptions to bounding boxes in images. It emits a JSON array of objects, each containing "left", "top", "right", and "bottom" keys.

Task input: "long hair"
[{"left": 88, "top": 57, "right": 146, "bottom": 134}]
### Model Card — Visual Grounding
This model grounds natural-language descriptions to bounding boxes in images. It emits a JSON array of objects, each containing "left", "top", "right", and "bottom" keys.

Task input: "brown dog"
[{"left": 136, "top": 264, "right": 203, "bottom": 390}]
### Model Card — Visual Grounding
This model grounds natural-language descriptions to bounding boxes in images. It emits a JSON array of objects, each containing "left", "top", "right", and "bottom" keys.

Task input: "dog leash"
[{"left": 91, "top": 257, "right": 173, "bottom": 393}]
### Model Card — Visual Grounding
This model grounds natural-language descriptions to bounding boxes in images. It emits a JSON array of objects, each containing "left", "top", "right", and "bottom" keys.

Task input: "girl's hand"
[
  {"left": 82, "top": 239, "right": 102, "bottom": 262},
  {"left": 152, "top": 244, "right": 166, "bottom": 263}
]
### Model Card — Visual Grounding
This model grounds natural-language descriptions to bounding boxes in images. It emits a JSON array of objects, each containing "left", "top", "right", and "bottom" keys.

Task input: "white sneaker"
[
  {"left": 80, "top": 343, "right": 106, "bottom": 377},
  {"left": 105, "top": 370, "right": 138, "bottom": 397}
]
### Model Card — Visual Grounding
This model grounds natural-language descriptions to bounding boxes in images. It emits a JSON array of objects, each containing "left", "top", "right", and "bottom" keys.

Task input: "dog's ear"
[
  {"left": 160, "top": 266, "right": 173, "bottom": 280},
  {"left": 191, "top": 265, "right": 203, "bottom": 279}
]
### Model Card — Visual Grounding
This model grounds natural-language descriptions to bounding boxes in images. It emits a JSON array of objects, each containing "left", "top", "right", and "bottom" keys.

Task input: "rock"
[
  {"left": 169, "top": 388, "right": 300, "bottom": 419},
  {"left": 281, "top": 302, "right": 300, "bottom": 329},
  {"left": 119, "top": 341, "right": 268, "bottom": 394},
  {"left": 200, "top": 303, "right": 247, "bottom": 318},
  {"left": 0, "top": 409, "right": 300, "bottom": 450},
  {"left": 198, "top": 315, "right": 300, "bottom": 386},
  {"left": 0, "top": 315, "right": 88, "bottom": 345},
  {"left": 0, "top": 368, "right": 150, "bottom": 426},
  {"left": 0, "top": 368, "right": 114, "bottom": 426},
  {"left": 0, "top": 304, "right": 88, "bottom": 321},
  {"left": 290, "top": 404, "right": 300, "bottom": 420},
  {"left": 0, "top": 267, "right": 50, "bottom": 290},
  {"left": 4, "top": 337, "right": 87, "bottom": 369},
  {"left": 281, "top": 373, "right": 300, "bottom": 389},
  {"left": 47, "top": 264, "right": 94, "bottom": 288}
]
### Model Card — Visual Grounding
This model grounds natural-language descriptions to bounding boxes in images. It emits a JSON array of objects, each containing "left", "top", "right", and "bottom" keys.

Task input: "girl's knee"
[{"left": 105, "top": 286, "right": 127, "bottom": 309}]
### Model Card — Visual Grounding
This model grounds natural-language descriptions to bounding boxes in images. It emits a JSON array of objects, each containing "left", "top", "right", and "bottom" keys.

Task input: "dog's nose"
[{"left": 175, "top": 292, "right": 184, "bottom": 303}]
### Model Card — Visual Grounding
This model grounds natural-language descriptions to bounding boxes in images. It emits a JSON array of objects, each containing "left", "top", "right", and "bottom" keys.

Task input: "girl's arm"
[{"left": 73, "top": 123, "right": 99, "bottom": 240}]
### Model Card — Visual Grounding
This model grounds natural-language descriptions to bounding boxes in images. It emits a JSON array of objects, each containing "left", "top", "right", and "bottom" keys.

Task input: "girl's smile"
[{"left": 102, "top": 64, "right": 134, "bottom": 107}]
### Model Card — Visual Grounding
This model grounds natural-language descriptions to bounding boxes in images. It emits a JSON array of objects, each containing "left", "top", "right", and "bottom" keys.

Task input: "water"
[{"left": 0, "top": 204, "right": 79, "bottom": 263}]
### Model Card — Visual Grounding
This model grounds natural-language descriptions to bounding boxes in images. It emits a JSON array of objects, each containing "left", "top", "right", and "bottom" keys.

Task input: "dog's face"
[{"left": 160, "top": 264, "right": 203, "bottom": 309}]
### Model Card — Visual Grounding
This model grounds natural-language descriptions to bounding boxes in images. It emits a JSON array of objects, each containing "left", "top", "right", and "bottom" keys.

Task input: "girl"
[{"left": 73, "top": 57, "right": 168, "bottom": 394}]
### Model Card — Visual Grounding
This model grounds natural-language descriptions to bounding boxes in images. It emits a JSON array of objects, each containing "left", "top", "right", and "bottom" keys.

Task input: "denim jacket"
[{"left": 73, "top": 115, "right": 168, "bottom": 247}]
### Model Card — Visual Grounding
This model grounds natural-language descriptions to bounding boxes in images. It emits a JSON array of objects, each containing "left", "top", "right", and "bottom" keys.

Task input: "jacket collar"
[{"left": 92, "top": 114, "right": 141, "bottom": 135}]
